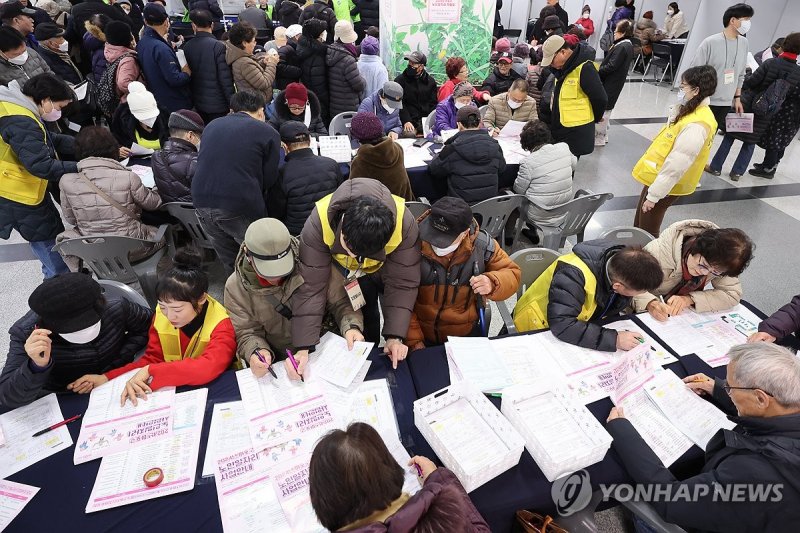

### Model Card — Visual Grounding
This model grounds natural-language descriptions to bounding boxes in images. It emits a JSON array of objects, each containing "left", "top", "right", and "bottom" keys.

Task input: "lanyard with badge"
[
  {"left": 723, "top": 33, "right": 738, "bottom": 85},
  {"left": 344, "top": 260, "right": 367, "bottom": 311}
]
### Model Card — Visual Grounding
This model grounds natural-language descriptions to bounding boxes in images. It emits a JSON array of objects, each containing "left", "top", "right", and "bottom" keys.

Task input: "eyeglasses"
[
  {"left": 287, "top": 103, "right": 307, "bottom": 110},
  {"left": 696, "top": 257, "right": 724, "bottom": 277},
  {"left": 722, "top": 379, "right": 774, "bottom": 397}
]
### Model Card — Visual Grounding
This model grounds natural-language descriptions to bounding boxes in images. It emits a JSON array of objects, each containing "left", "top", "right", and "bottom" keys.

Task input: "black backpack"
[
  {"left": 96, "top": 52, "right": 137, "bottom": 118},
  {"left": 752, "top": 72, "right": 793, "bottom": 117}
]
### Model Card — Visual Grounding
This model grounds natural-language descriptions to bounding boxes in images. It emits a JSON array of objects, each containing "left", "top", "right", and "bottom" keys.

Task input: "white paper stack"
[
  {"left": 501, "top": 383, "right": 613, "bottom": 481},
  {"left": 318, "top": 135, "right": 353, "bottom": 163},
  {"left": 414, "top": 382, "right": 524, "bottom": 492}
]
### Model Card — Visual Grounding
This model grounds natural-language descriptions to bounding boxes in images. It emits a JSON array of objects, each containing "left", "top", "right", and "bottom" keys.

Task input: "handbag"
[
  {"left": 599, "top": 29, "right": 613, "bottom": 52},
  {"left": 515, "top": 510, "right": 569, "bottom": 533}
]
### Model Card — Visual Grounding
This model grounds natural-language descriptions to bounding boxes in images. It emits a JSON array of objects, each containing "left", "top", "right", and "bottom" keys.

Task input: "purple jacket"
[
  {"left": 759, "top": 294, "right": 800, "bottom": 340},
  {"left": 432, "top": 96, "right": 457, "bottom": 137},
  {"left": 607, "top": 6, "right": 633, "bottom": 32},
  {"left": 346, "top": 468, "right": 491, "bottom": 532}
]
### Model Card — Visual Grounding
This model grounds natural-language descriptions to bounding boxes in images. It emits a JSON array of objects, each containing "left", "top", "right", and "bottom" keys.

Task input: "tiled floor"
[{"left": 2, "top": 76, "right": 800, "bottom": 533}]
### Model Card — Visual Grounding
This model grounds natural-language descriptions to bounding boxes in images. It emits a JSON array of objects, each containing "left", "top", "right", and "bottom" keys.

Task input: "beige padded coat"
[
  {"left": 58, "top": 157, "right": 162, "bottom": 241},
  {"left": 225, "top": 41, "right": 276, "bottom": 103},
  {"left": 483, "top": 92, "right": 538, "bottom": 130},
  {"left": 632, "top": 219, "right": 743, "bottom": 313}
]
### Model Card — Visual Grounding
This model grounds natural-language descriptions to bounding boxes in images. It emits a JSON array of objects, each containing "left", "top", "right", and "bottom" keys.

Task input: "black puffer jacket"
[
  {"left": 269, "top": 89, "right": 328, "bottom": 136},
  {"left": 296, "top": 36, "right": 329, "bottom": 121},
  {"left": 394, "top": 66, "right": 438, "bottom": 133},
  {"left": 427, "top": 129, "right": 506, "bottom": 204},
  {"left": 547, "top": 240, "right": 626, "bottom": 352},
  {"left": 480, "top": 66, "right": 524, "bottom": 96},
  {"left": 732, "top": 56, "right": 800, "bottom": 145},
  {"left": 599, "top": 38, "right": 633, "bottom": 110},
  {"left": 0, "top": 298, "right": 152, "bottom": 409},
  {"left": 275, "top": 40, "right": 302, "bottom": 90},
  {"left": 550, "top": 43, "right": 607, "bottom": 157},
  {"left": 37, "top": 47, "right": 83, "bottom": 85},
  {"left": 277, "top": 0, "right": 303, "bottom": 26},
  {"left": 326, "top": 42, "right": 366, "bottom": 118},
  {"left": 351, "top": 0, "right": 379, "bottom": 29},
  {"left": 151, "top": 137, "right": 198, "bottom": 203},
  {"left": 299, "top": 0, "right": 337, "bottom": 44},
  {"left": 268, "top": 147, "right": 342, "bottom": 235},
  {"left": 0, "top": 84, "right": 77, "bottom": 242},
  {"left": 183, "top": 31, "right": 235, "bottom": 115},
  {"left": 187, "top": 0, "right": 224, "bottom": 29}
]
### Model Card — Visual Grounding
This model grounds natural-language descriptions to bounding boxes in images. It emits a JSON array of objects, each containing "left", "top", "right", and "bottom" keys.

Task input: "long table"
[
  {"left": 3, "top": 302, "right": 767, "bottom": 532},
  {"left": 3, "top": 350, "right": 419, "bottom": 532},
  {"left": 404, "top": 304, "right": 765, "bottom": 532}
]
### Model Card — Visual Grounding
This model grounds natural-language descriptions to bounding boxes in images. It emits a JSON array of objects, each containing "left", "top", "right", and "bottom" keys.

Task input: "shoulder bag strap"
[{"left": 76, "top": 171, "right": 139, "bottom": 220}]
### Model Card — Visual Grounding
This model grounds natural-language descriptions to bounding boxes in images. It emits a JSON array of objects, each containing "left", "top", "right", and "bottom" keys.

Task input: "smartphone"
[{"left": 413, "top": 138, "right": 429, "bottom": 148}]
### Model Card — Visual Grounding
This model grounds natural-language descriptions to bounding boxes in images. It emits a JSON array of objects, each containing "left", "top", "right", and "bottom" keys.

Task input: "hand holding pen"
[
  {"left": 285, "top": 349, "right": 307, "bottom": 382},
  {"left": 683, "top": 373, "right": 714, "bottom": 396}
]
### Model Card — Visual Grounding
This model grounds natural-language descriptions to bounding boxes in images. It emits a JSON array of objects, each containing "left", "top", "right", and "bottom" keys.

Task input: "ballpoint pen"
[
  {"left": 255, "top": 350, "right": 278, "bottom": 379},
  {"left": 473, "top": 262, "right": 486, "bottom": 336},
  {"left": 286, "top": 349, "right": 304, "bottom": 382}
]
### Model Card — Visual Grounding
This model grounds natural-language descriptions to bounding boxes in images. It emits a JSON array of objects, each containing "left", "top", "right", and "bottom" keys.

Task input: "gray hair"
[
  {"left": 729, "top": 343, "right": 800, "bottom": 407},
  {"left": 244, "top": 0, "right": 256, "bottom": 6}
]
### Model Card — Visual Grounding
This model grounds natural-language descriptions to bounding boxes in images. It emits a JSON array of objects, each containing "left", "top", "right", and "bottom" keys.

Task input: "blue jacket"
[
  {"left": 136, "top": 27, "right": 192, "bottom": 113},
  {"left": 358, "top": 92, "right": 402, "bottom": 136},
  {"left": 357, "top": 54, "right": 388, "bottom": 99},
  {"left": 432, "top": 96, "right": 457, "bottom": 136}
]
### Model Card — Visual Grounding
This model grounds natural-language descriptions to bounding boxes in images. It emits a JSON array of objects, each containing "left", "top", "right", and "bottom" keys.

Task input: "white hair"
[{"left": 729, "top": 343, "right": 800, "bottom": 407}]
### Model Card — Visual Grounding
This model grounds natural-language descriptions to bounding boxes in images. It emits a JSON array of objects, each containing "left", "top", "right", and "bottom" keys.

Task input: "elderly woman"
[
  {"left": 607, "top": 342, "right": 800, "bottom": 532},
  {"left": 0, "top": 73, "right": 77, "bottom": 278},
  {"left": 226, "top": 21, "right": 279, "bottom": 104},
  {"left": 632, "top": 220, "right": 754, "bottom": 321},
  {"left": 436, "top": 56, "right": 490, "bottom": 103},
  {"left": 268, "top": 82, "right": 327, "bottom": 136},
  {"left": 310, "top": 422, "right": 491, "bottom": 532},
  {"left": 57, "top": 126, "right": 163, "bottom": 267},
  {"left": 432, "top": 81, "right": 476, "bottom": 136}
]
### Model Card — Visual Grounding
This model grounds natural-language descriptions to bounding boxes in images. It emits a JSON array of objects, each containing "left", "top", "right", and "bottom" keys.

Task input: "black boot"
[{"left": 748, "top": 167, "right": 776, "bottom": 179}]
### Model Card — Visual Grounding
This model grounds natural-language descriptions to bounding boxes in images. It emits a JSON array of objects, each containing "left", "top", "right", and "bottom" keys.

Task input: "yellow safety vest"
[
  {"left": 0, "top": 101, "right": 49, "bottom": 205},
  {"left": 154, "top": 296, "right": 229, "bottom": 362},
  {"left": 632, "top": 105, "right": 717, "bottom": 196},
  {"left": 316, "top": 193, "right": 405, "bottom": 274},
  {"left": 513, "top": 253, "right": 598, "bottom": 332},
  {"left": 134, "top": 129, "right": 162, "bottom": 151},
  {"left": 557, "top": 61, "right": 594, "bottom": 128}
]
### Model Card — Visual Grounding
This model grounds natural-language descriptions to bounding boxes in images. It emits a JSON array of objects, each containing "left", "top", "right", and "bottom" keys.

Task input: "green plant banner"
[{"left": 379, "top": 0, "right": 494, "bottom": 86}]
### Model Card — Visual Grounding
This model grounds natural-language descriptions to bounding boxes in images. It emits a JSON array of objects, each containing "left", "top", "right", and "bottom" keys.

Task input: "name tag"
[
  {"left": 724, "top": 69, "right": 735, "bottom": 85},
  {"left": 345, "top": 277, "right": 366, "bottom": 311}
]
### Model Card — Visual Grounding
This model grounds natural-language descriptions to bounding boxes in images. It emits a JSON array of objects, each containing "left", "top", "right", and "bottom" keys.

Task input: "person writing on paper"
[
  {"left": 428, "top": 105, "right": 506, "bottom": 205},
  {"left": 483, "top": 79, "right": 538, "bottom": 136},
  {"left": 607, "top": 343, "right": 800, "bottom": 531},
  {"left": 225, "top": 218, "right": 363, "bottom": 380},
  {"left": 688, "top": 3, "right": 753, "bottom": 133},
  {"left": 513, "top": 119, "right": 575, "bottom": 246},
  {"left": 406, "top": 197, "right": 520, "bottom": 351},
  {"left": 56, "top": 126, "right": 165, "bottom": 270},
  {"left": 705, "top": 32, "right": 800, "bottom": 181},
  {"left": 110, "top": 81, "right": 170, "bottom": 157},
  {"left": 632, "top": 65, "right": 718, "bottom": 237},
  {"left": 349, "top": 111, "right": 414, "bottom": 201},
  {"left": 291, "top": 178, "right": 421, "bottom": 371},
  {"left": 632, "top": 221, "right": 754, "bottom": 322},
  {"left": 0, "top": 273, "right": 151, "bottom": 408},
  {"left": 513, "top": 242, "right": 663, "bottom": 351},
  {"left": 268, "top": 82, "right": 328, "bottom": 137},
  {"left": 749, "top": 294, "right": 800, "bottom": 346},
  {"left": 357, "top": 80, "right": 403, "bottom": 140},
  {"left": 68, "top": 250, "right": 235, "bottom": 404},
  {"left": 309, "top": 422, "right": 491, "bottom": 532}
]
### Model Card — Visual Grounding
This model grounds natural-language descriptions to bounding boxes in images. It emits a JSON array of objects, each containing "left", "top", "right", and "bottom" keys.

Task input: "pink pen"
[
  {"left": 414, "top": 463, "right": 422, "bottom": 477},
  {"left": 286, "top": 349, "right": 304, "bottom": 382}
]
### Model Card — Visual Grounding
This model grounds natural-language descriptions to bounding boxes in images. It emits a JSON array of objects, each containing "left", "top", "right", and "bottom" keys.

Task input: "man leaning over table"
[
  {"left": 607, "top": 342, "right": 800, "bottom": 532},
  {"left": 0, "top": 273, "right": 151, "bottom": 408},
  {"left": 224, "top": 218, "right": 364, "bottom": 380}
]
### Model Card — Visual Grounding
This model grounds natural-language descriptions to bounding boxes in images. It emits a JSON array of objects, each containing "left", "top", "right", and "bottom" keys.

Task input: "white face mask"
[
  {"left": 7, "top": 50, "right": 28, "bottom": 65},
  {"left": 667, "top": 9, "right": 674, "bottom": 16},
  {"left": 140, "top": 115, "right": 158, "bottom": 128},
  {"left": 381, "top": 99, "right": 394, "bottom": 114},
  {"left": 319, "top": 31, "right": 327, "bottom": 42},
  {"left": 737, "top": 19, "right": 751, "bottom": 36},
  {"left": 58, "top": 41, "right": 69, "bottom": 52},
  {"left": 582, "top": 13, "right": 589, "bottom": 19},
  {"left": 431, "top": 239, "right": 461, "bottom": 256},
  {"left": 60, "top": 320, "right": 102, "bottom": 344},
  {"left": 454, "top": 101, "right": 467, "bottom": 110},
  {"left": 507, "top": 99, "right": 523, "bottom": 110}
]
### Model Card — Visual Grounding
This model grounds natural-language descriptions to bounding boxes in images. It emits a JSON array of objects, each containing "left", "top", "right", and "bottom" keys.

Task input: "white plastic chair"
[
  {"left": 422, "top": 109, "right": 436, "bottom": 137},
  {"left": 471, "top": 194, "right": 525, "bottom": 246},
  {"left": 329, "top": 111, "right": 357, "bottom": 136},
  {"left": 496, "top": 247, "right": 560, "bottom": 334},
  {"left": 598, "top": 226, "right": 655, "bottom": 247}
]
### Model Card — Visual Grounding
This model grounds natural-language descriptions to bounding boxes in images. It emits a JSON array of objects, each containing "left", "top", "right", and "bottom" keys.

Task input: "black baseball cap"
[
  {"left": 34, "top": 22, "right": 64, "bottom": 41},
  {"left": 280, "top": 121, "right": 310, "bottom": 143},
  {"left": 0, "top": 1, "right": 36, "bottom": 20},
  {"left": 418, "top": 197, "right": 473, "bottom": 248},
  {"left": 403, "top": 51, "right": 427, "bottom": 65},
  {"left": 143, "top": 2, "right": 168, "bottom": 25}
]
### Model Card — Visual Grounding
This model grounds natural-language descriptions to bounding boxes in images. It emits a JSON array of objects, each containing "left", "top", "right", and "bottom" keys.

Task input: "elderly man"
[
  {"left": 607, "top": 343, "right": 800, "bottom": 531},
  {"left": 483, "top": 78, "right": 538, "bottom": 135}
]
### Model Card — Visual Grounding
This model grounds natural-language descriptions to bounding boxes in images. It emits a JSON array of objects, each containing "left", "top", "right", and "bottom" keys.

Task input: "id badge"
[
  {"left": 724, "top": 69, "right": 735, "bottom": 85},
  {"left": 345, "top": 276, "right": 366, "bottom": 311}
]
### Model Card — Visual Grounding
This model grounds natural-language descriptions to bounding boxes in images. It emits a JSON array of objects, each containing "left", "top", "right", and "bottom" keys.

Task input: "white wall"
[
  {"left": 770, "top": 1, "right": 800, "bottom": 46},
  {"left": 744, "top": 0, "right": 788, "bottom": 53}
]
